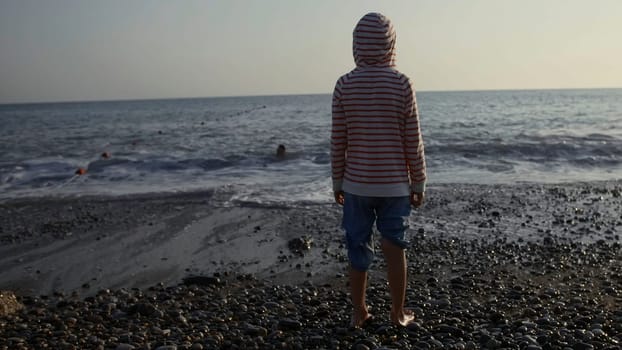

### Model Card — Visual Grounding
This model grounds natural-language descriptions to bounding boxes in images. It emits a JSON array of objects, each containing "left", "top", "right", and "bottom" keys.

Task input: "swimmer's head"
[{"left": 276, "top": 144, "right": 286, "bottom": 158}]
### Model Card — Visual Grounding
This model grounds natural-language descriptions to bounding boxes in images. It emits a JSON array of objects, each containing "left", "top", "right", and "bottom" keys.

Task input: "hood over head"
[{"left": 353, "top": 12, "right": 396, "bottom": 68}]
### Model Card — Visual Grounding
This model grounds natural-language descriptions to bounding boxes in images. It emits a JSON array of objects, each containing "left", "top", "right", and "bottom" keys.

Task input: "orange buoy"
[
  {"left": 101, "top": 152, "right": 111, "bottom": 159},
  {"left": 75, "top": 168, "right": 87, "bottom": 175}
]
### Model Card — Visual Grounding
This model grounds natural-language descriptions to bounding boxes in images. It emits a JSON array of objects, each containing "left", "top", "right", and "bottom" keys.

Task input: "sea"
[{"left": 1, "top": 89, "right": 621, "bottom": 205}]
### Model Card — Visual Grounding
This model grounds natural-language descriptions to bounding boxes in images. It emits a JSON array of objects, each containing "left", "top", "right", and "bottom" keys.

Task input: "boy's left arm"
[{"left": 404, "top": 79, "right": 426, "bottom": 195}]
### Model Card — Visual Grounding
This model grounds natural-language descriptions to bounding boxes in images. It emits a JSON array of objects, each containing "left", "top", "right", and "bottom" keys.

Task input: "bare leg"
[
  {"left": 381, "top": 238, "right": 415, "bottom": 326},
  {"left": 349, "top": 267, "right": 372, "bottom": 327}
]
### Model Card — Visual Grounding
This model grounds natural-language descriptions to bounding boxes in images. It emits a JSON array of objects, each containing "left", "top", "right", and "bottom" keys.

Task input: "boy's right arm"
[
  {"left": 331, "top": 79, "right": 347, "bottom": 198},
  {"left": 411, "top": 192, "right": 425, "bottom": 208}
]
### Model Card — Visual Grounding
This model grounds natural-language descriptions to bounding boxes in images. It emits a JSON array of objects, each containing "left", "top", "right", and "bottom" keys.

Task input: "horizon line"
[{"left": 1, "top": 86, "right": 621, "bottom": 106}]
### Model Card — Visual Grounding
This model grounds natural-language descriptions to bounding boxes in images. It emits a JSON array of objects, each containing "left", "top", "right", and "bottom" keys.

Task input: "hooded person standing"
[{"left": 331, "top": 12, "right": 426, "bottom": 327}]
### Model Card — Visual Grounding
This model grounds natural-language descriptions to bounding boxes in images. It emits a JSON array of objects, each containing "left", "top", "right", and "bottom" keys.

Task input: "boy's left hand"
[{"left": 334, "top": 191, "right": 345, "bottom": 205}]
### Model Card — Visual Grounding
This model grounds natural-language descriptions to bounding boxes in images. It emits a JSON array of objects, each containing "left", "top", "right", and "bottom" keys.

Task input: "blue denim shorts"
[{"left": 342, "top": 192, "right": 411, "bottom": 271}]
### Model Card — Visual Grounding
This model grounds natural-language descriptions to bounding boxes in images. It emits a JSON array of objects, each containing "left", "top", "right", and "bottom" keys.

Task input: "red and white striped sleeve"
[
  {"left": 403, "top": 78, "right": 426, "bottom": 193},
  {"left": 331, "top": 78, "right": 347, "bottom": 192}
]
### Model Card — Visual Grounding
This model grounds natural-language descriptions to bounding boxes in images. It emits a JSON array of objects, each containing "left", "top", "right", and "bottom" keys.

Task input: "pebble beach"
[{"left": 1, "top": 181, "right": 622, "bottom": 349}]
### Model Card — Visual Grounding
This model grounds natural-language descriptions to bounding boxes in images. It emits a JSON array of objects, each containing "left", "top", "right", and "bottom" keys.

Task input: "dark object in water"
[{"left": 276, "top": 144, "right": 286, "bottom": 159}]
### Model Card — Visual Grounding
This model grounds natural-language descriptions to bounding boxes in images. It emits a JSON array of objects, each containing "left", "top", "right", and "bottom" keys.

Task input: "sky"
[{"left": 1, "top": 0, "right": 621, "bottom": 104}]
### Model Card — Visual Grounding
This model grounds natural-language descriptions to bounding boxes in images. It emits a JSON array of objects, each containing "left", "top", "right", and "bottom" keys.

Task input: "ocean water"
[{"left": 1, "top": 89, "right": 621, "bottom": 204}]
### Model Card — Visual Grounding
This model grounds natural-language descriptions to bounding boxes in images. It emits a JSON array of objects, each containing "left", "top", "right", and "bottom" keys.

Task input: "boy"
[{"left": 331, "top": 12, "right": 426, "bottom": 327}]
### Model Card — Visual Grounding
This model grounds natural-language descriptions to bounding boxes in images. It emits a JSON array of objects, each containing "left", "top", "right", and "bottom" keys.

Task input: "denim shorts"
[{"left": 342, "top": 192, "right": 411, "bottom": 271}]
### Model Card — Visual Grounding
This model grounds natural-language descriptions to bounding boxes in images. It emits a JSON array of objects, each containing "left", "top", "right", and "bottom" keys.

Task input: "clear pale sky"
[{"left": 1, "top": 0, "right": 621, "bottom": 104}]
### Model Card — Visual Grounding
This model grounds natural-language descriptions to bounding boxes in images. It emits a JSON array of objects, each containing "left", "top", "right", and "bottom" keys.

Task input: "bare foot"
[
  {"left": 350, "top": 311, "right": 373, "bottom": 328},
  {"left": 391, "top": 309, "right": 415, "bottom": 327}
]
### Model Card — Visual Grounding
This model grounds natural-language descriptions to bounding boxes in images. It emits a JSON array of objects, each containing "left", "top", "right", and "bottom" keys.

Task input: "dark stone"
[
  {"left": 288, "top": 236, "right": 313, "bottom": 255},
  {"left": 489, "top": 311, "right": 506, "bottom": 324},
  {"left": 244, "top": 325, "right": 268, "bottom": 337},
  {"left": 278, "top": 318, "right": 302, "bottom": 331},
  {"left": 182, "top": 275, "right": 221, "bottom": 286},
  {"left": 127, "top": 302, "right": 158, "bottom": 316},
  {"left": 439, "top": 324, "right": 465, "bottom": 337},
  {"left": 573, "top": 342, "right": 594, "bottom": 350}
]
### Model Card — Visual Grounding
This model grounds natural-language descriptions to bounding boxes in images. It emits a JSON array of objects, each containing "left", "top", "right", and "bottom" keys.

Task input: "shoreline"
[
  {"left": 1, "top": 180, "right": 621, "bottom": 296},
  {"left": 1, "top": 181, "right": 622, "bottom": 348}
]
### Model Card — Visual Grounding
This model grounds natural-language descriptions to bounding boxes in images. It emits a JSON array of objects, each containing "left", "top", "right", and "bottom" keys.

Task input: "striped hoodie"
[{"left": 331, "top": 12, "right": 426, "bottom": 197}]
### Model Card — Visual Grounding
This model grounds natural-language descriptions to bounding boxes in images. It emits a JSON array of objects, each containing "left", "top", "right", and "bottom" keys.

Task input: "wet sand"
[
  {"left": 0, "top": 190, "right": 347, "bottom": 296},
  {"left": 1, "top": 181, "right": 622, "bottom": 349}
]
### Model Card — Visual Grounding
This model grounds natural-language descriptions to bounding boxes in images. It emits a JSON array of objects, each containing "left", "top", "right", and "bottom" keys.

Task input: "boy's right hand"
[
  {"left": 334, "top": 191, "right": 345, "bottom": 206},
  {"left": 411, "top": 192, "right": 425, "bottom": 208}
]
